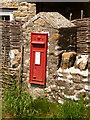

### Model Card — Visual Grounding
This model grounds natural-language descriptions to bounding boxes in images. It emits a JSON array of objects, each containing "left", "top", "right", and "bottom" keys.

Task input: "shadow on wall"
[
  {"left": 58, "top": 28, "right": 77, "bottom": 52},
  {"left": 57, "top": 27, "right": 77, "bottom": 68}
]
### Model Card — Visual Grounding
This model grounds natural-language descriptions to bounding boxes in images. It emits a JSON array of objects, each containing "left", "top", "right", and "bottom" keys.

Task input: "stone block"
[
  {"left": 74, "top": 84, "right": 83, "bottom": 90},
  {"left": 72, "top": 77, "right": 81, "bottom": 83},
  {"left": 9, "top": 49, "right": 21, "bottom": 68},
  {"left": 56, "top": 80, "right": 66, "bottom": 86},
  {"left": 18, "top": 6, "right": 28, "bottom": 11},
  {"left": 64, "top": 88, "right": 75, "bottom": 95},
  {"left": 75, "top": 54, "right": 88, "bottom": 70},
  {"left": 13, "top": 11, "right": 20, "bottom": 17},
  {"left": 85, "top": 85, "right": 90, "bottom": 91},
  {"left": 61, "top": 52, "right": 77, "bottom": 69},
  {"left": 58, "top": 99, "right": 64, "bottom": 104},
  {"left": 18, "top": 12, "right": 27, "bottom": 17},
  {"left": 20, "top": 2, "right": 28, "bottom": 6},
  {"left": 51, "top": 86, "right": 58, "bottom": 92}
]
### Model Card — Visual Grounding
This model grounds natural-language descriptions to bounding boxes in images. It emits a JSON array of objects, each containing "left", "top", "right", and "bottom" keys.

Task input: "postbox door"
[
  {"left": 33, "top": 51, "right": 44, "bottom": 82},
  {"left": 30, "top": 33, "right": 48, "bottom": 85}
]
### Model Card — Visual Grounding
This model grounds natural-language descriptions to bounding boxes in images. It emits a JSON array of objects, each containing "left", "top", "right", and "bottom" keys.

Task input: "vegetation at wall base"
[{"left": 2, "top": 77, "right": 90, "bottom": 119}]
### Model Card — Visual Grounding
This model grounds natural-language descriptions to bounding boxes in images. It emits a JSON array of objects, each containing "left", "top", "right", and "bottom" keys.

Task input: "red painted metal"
[{"left": 29, "top": 33, "right": 48, "bottom": 85}]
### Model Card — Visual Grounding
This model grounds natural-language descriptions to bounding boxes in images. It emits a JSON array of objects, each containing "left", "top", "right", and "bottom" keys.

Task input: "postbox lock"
[{"left": 37, "top": 36, "right": 41, "bottom": 40}]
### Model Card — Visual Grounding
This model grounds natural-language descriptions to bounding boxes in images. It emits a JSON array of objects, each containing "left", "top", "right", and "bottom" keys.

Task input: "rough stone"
[
  {"left": 56, "top": 80, "right": 66, "bottom": 86},
  {"left": 64, "top": 88, "right": 75, "bottom": 95},
  {"left": 20, "top": 2, "right": 29, "bottom": 6},
  {"left": 58, "top": 98, "right": 64, "bottom": 104},
  {"left": 79, "top": 62, "right": 88, "bottom": 71},
  {"left": 51, "top": 86, "right": 58, "bottom": 92},
  {"left": 45, "top": 88, "right": 51, "bottom": 93},
  {"left": 74, "top": 84, "right": 83, "bottom": 90},
  {"left": 85, "top": 85, "right": 90, "bottom": 91},
  {"left": 9, "top": 49, "right": 21, "bottom": 68},
  {"left": 18, "top": 6, "right": 28, "bottom": 11},
  {"left": 75, "top": 55, "right": 88, "bottom": 70},
  {"left": 61, "top": 52, "right": 77, "bottom": 69},
  {"left": 71, "top": 74, "right": 81, "bottom": 83},
  {"left": 18, "top": 12, "right": 27, "bottom": 17},
  {"left": 13, "top": 11, "right": 20, "bottom": 17},
  {"left": 13, "top": 2, "right": 36, "bottom": 23},
  {"left": 82, "top": 78, "right": 88, "bottom": 82}
]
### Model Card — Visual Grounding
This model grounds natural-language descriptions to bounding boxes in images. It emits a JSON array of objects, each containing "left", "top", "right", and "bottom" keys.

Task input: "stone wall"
[
  {"left": 22, "top": 15, "right": 76, "bottom": 99},
  {"left": 45, "top": 17, "right": 90, "bottom": 104},
  {"left": 1, "top": 1, "right": 89, "bottom": 103},
  {"left": 13, "top": 2, "right": 36, "bottom": 23},
  {"left": 22, "top": 25, "right": 60, "bottom": 98},
  {"left": 0, "top": 1, "right": 36, "bottom": 24},
  {"left": 72, "top": 18, "right": 90, "bottom": 54},
  {"left": 1, "top": 20, "right": 23, "bottom": 82},
  {"left": 45, "top": 52, "right": 89, "bottom": 104},
  {"left": 0, "top": 1, "right": 18, "bottom": 8},
  {"left": 1, "top": 20, "right": 23, "bottom": 60},
  {"left": 22, "top": 17, "right": 90, "bottom": 102}
]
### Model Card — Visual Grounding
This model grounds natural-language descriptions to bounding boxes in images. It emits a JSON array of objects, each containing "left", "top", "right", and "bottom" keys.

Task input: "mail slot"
[{"left": 29, "top": 33, "right": 48, "bottom": 85}]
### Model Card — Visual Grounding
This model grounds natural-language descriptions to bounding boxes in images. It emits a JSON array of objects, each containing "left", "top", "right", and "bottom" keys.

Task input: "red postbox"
[{"left": 29, "top": 33, "right": 48, "bottom": 85}]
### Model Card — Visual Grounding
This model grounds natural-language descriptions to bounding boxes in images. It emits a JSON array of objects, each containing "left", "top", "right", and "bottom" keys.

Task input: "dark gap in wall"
[
  {"left": 57, "top": 53, "right": 63, "bottom": 69},
  {"left": 57, "top": 28, "right": 77, "bottom": 68}
]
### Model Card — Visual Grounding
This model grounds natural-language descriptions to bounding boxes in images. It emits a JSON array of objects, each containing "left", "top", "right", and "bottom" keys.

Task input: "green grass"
[
  {"left": 2, "top": 76, "right": 90, "bottom": 119},
  {"left": 3, "top": 85, "right": 90, "bottom": 119}
]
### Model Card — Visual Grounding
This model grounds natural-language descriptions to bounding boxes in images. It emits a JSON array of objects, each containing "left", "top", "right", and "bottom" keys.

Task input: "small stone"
[
  {"left": 56, "top": 80, "right": 66, "bottom": 86},
  {"left": 13, "top": 11, "right": 20, "bottom": 17},
  {"left": 72, "top": 75, "right": 81, "bottom": 83},
  {"left": 79, "top": 62, "right": 88, "bottom": 71},
  {"left": 45, "top": 88, "right": 51, "bottom": 93},
  {"left": 67, "top": 74, "right": 73, "bottom": 79},
  {"left": 82, "top": 78, "right": 88, "bottom": 82},
  {"left": 58, "top": 99, "right": 64, "bottom": 104},
  {"left": 85, "top": 85, "right": 90, "bottom": 91},
  {"left": 20, "top": 2, "right": 28, "bottom": 6},
  {"left": 18, "top": 6, "right": 28, "bottom": 11},
  {"left": 74, "top": 84, "right": 83, "bottom": 90},
  {"left": 51, "top": 87, "right": 58, "bottom": 92},
  {"left": 60, "top": 87, "right": 65, "bottom": 90},
  {"left": 58, "top": 73, "right": 63, "bottom": 77},
  {"left": 64, "top": 88, "right": 75, "bottom": 95}
]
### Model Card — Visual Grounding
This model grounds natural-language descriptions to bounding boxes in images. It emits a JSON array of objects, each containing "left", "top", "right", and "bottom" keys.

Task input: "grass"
[
  {"left": 2, "top": 76, "right": 90, "bottom": 119},
  {"left": 2, "top": 85, "right": 90, "bottom": 119}
]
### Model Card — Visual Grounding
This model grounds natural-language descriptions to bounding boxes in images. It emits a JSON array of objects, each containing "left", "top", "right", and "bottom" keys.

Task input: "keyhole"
[
  {"left": 38, "top": 36, "right": 41, "bottom": 40},
  {"left": 33, "top": 76, "right": 36, "bottom": 79}
]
